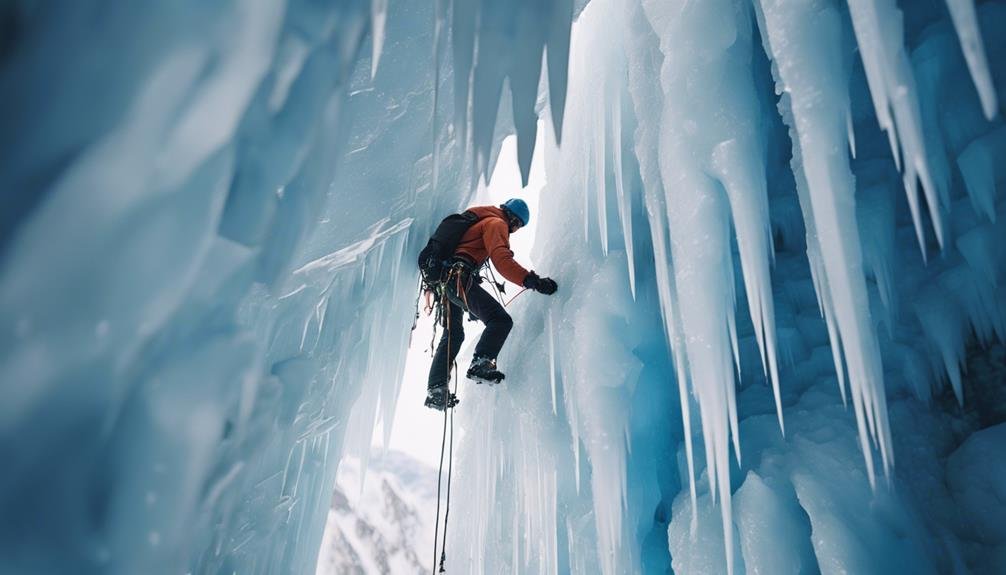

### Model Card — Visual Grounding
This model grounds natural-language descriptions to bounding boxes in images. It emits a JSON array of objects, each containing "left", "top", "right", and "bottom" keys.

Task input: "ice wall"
[
  {"left": 0, "top": 2, "right": 383, "bottom": 573},
  {"left": 446, "top": 3, "right": 698, "bottom": 573},
  {"left": 0, "top": 1, "right": 529, "bottom": 573},
  {"left": 446, "top": 0, "right": 1006, "bottom": 573},
  {"left": 0, "top": 0, "right": 581, "bottom": 571}
]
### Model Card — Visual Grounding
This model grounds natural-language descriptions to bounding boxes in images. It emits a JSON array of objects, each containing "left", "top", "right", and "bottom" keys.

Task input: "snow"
[
  {"left": 2, "top": 0, "right": 1006, "bottom": 574},
  {"left": 315, "top": 452, "right": 438, "bottom": 575}
]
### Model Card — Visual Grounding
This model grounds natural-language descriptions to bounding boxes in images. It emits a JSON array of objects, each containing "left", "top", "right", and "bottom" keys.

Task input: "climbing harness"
[
  {"left": 419, "top": 259, "right": 473, "bottom": 356},
  {"left": 445, "top": 257, "right": 477, "bottom": 312}
]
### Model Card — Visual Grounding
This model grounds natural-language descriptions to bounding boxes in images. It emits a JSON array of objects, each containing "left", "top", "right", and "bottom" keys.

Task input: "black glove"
[{"left": 523, "top": 271, "right": 558, "bottom": 295}]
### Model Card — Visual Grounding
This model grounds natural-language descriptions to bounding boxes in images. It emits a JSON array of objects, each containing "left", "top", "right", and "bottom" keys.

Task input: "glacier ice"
[
  {"left": 447, "top": 0, "right": 1006, "bottom": 573},
  {"left": 0, "top": 1, "right": 462, "bottom": 573},
  {"left": 2, "top": 0, "right": 1006, "bottom": 574}
]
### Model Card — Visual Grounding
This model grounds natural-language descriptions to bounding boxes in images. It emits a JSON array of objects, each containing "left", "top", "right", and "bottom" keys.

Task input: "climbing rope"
[
  {"left": 427, "top": 261, "right": 525, "bottom": 573},
  {"left": 483, "top": 264, "right": 530, "bottom": 308},
  {"left": 484, "top": 264, "right": 506, "bottom": 305},
  {"left": 454, "top": 264, "right": 473, "bottom": 311},
  {"left": 431, "top": 290, "right": 457, "bottom": 574},
  {"left": 504, "top": 287, "right": 529, "bottom": 307},
  {"left": 410, "top": 277, "right": 424, "bottom": 349},
  {"left": 432, "top": 389, "right": 450, "bottom": 574},
  {"left": 438, "top": 367, "right": 457, "bottom": 573}
]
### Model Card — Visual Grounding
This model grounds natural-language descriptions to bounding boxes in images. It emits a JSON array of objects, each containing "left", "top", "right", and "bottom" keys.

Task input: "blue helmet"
[{"left": 502, "top": 198, "right": 530, "bottom": 227}]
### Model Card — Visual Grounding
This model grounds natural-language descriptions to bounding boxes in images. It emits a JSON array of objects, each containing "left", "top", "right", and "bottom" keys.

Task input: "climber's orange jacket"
[{"left": 454, "top": 205, "right": 530, "bottom": 286}]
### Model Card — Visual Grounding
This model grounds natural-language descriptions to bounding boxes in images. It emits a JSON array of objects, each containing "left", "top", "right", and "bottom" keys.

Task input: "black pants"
[{"left": 427, "top": 278, "right": 513, "bottom": 389}]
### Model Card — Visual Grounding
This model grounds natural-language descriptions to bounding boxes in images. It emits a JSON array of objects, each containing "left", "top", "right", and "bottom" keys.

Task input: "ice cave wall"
[
  {"left": 2, "top": 0, "right": 483, "bottom": 573},
  {"left": 447, "top": 0, "right": 1006, "bottom": 574},
  {"left": 0, "top": 0, "right": 577, "bottom": 572}
]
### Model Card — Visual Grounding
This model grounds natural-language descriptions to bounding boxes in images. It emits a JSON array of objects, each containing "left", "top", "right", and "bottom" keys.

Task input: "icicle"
[
  {"left": 758, "top": 0, "right": 894, "bottom": 488},
  {"left": 451, "top": 0, "right": 477, "bottom": 151},
  {"left": 956, "top": 222, "right": 1004, "bottom": 295},
  {"left": 847, "top": 0, "right": 946, "bottom": 252},
  {"left": 583, "top": 132, "right": 591, "bottom": 244},
  {"left": 313, "top": 297, "right": 329, "bottom": 351},
  {"left": 662, "top": 170, "right": 738, "bottom": 571},
  {"left": 857, "top": 183, "right": 898, "bottom": 317},
  {"left": 548, "top": 310, "right": 558, "bottom": 416},
  {"left": 550, "top": 468, "right": 558, "bottom": 574},
  {"left": 571, "top": 408, "right": 581, "bottom": 495},
  {"left": 511, "top": 501, "right": 520, "bottom": 568},
  {"left": 612, "top": 88, "right": 636, "bottom": 299},
  {"left": 625, "top": 0, "right": 700, "bottom": 532},
  {"left": 369, "top": 0, "right": 387, "bottom": 79},
  {"left": 643, "top": 1, "right": 784, "bottom": 569},
  {"left": 710, "top": 138, "right": 784, "bottom": 434},
  {"left": 644, "top": 194, "right": 697, "bottom": 523},
  {"left": 957, "top": 126, "right": 1006, "bottom": 223},
  {"left": 431, "top": 0, "right": 448, "bottom": 192},
  {"left": 509, "top": 1, "right": 547, "bottom": 186},
  {"left": 914, "top": 284, "right": 966, "bottom": 404},
  {"left": 945, "top": 0, "right": 999, "bottom": 120},
  {"left": 846, "top": 104, "right": 857, "bottom": 159},
  {"left": 444, "top": 0, "right": 574, "bottom": 188},
  {"left": 595, "top": 95, "right": 609, "bottom": 256},
  {"left": 547, "top": 0, "right": 574, "bottom": 143}
]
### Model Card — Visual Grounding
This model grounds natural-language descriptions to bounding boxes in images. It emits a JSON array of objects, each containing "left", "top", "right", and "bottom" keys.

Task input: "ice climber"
[{"left": 422, "top": 198, "right": 558, "bottom": 410}]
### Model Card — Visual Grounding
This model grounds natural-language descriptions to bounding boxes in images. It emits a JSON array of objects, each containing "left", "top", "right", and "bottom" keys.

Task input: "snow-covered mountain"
[{"left": 316, "top": 452, "right": 439, "bottom": 575}]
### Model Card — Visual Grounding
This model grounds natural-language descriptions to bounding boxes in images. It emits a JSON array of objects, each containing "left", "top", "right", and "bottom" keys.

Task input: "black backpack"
[{"left": 418, "top": 210, "right": 481, "bottom": 285}]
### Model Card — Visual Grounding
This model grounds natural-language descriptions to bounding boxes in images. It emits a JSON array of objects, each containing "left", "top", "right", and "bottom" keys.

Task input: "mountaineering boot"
[
  {"left": 466, "top": 356, "right": 505, "bottom": 384},
  {"left": 424, "top": 385, "right": 458, "bottom": 411}
]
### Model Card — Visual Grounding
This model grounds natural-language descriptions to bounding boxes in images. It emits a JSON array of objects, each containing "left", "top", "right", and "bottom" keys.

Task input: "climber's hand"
[{"left": 524, "top": 271, "right": 558, "bottom": 295}]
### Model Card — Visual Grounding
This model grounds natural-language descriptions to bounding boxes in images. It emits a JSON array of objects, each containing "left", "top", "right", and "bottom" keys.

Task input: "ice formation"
[
  {"left": 451, "top": 0, "right": 1006, "bottom": 573},
  {"left": 1, "top": 0, "right": 1005, "bottom": 574}
]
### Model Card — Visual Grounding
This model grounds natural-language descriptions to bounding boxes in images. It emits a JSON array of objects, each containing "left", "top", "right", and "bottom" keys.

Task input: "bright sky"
[{"left": 378, "top": 128, "right": 546, "bottom": 466}]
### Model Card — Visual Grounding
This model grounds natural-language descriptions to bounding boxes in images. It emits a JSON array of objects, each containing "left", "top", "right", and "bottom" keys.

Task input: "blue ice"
[{"left": 1, "top": 0, "right": 1005, "bottom": 574}]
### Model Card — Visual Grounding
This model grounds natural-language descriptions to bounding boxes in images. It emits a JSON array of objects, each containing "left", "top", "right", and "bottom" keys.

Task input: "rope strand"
[
  {"left": 484, "top": 265, "right": 506, "bottom": 306},
  {"left": 439, "top": 367, "right": 457, "bottom": 573},
  {"left": 431, "top": 398, "right": 449, "bottom": 574},
  {"left": 432, "top": 285, "right": 456, "bottom": 573},
  {"left": 504, "top": 287, "right": 529, "bottom": 307},
  {"left": 481, "top": 263, "right": 529, "bottom": 308}
]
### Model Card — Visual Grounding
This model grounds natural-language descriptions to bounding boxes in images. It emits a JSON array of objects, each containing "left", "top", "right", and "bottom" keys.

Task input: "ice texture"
[
  {"left": 449, "top": 0, "right": 1006, "bottom": 573},
  {"left": 3, "top": 0, "right": 1006, "bottom": 574},
  {"left": 1, "top": 1, "right": 473, "bottom": 573}
]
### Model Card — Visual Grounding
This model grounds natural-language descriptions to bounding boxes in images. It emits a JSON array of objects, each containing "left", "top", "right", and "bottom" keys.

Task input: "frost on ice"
[{"left": 1, "top": 0, "right": 1006, "bottom": 574}]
